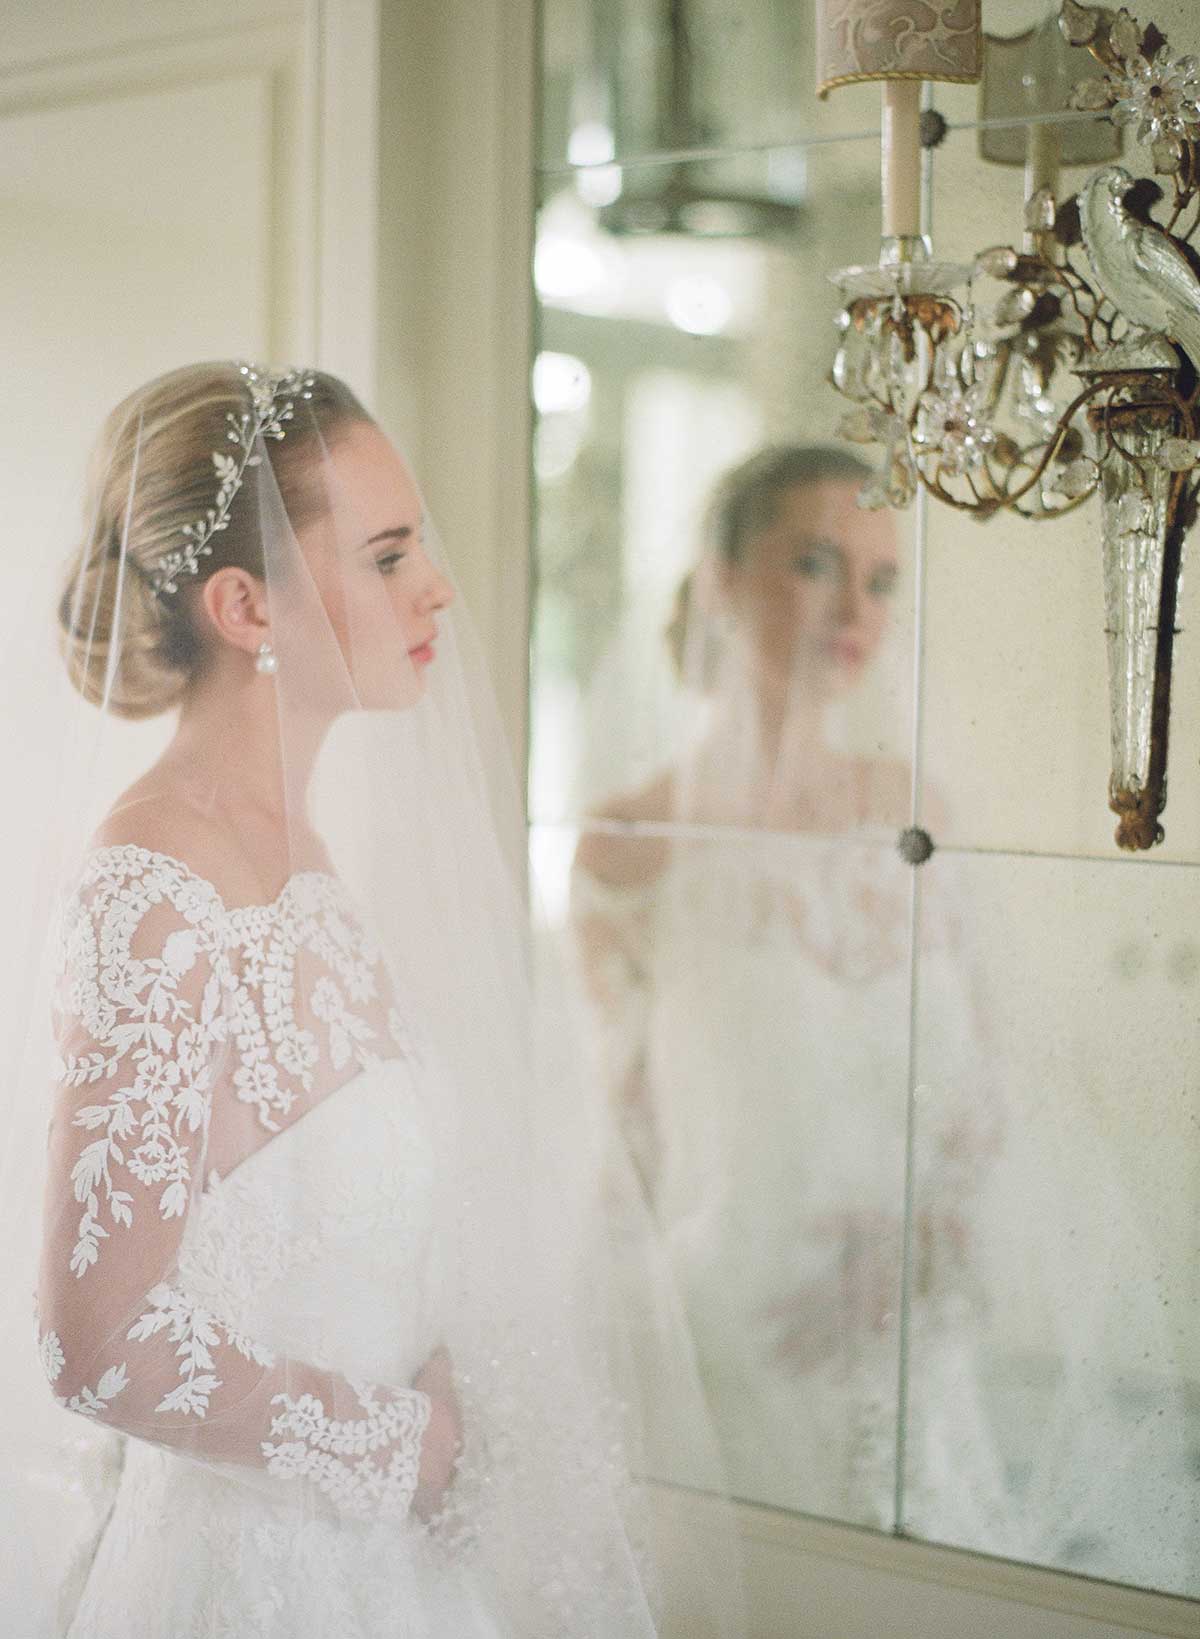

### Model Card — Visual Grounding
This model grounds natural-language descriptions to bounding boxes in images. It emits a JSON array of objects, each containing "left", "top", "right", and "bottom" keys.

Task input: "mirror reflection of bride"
[{"left": 568, "top": 445, "right": 1016, "bottom": 1535}]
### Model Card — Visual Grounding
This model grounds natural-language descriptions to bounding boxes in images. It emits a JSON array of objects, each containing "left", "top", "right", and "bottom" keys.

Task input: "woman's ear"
[
  {"left": 694, "top": 551, "right": 735, "bottom": 616},
  {"left": 199, "top": 567, "right": 269, "bottom": 657}
]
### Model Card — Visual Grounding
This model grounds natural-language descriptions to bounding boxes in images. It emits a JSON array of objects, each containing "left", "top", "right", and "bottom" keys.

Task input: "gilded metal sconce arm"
[{"left": 828, "top": 2, "right": 1200, "bottom": 850}]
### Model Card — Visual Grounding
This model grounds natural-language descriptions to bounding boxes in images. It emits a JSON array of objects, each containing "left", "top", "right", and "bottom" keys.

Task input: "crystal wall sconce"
[{"left": 820, "top": 0, "right": 1200, "bottom": 851}]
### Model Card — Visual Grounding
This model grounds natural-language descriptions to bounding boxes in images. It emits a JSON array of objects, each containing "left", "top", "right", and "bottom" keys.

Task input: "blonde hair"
[
  {"left": 58, "top": 360, "right": 370, "bottom": 719},
  {"left": 665, "top": 443, "right": 873, "bottom": 684}
]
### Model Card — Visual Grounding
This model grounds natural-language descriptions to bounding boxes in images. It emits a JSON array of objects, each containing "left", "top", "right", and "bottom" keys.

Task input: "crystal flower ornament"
[
  {"left": 915, "top": 374, "right": 998, "bottom": 477},
  {"left": 1071, "top": 7, "right": 1200, "bottom": 169},
  {"left": 1110, "top": 46, "right": 1200, "bottom": 141}
]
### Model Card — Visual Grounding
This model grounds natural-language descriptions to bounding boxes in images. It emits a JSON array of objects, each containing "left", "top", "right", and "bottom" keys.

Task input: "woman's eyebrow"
[{"left": 362, "top": 524, "right": 414, "bottom": 549}]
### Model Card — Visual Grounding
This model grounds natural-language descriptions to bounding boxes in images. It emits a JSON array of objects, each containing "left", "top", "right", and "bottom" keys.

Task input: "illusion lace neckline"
[{"left": 81, "top": 841, "right": 344, "bottom": 919}]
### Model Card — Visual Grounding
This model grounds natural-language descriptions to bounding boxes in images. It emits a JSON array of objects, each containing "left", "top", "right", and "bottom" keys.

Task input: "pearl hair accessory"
[
  {"left": 254, "top": 641, "right": 278, "bottom": 676},
  {"left": 148, "top": 362, "right": 315, "bottom": 597}
]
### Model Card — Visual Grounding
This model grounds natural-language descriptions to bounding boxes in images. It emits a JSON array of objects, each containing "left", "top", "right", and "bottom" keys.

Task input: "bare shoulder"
[
  {"left": 88, "top": 785, "right": 266, "bottom": 906},
  {"left": 572, "top": 769, "right": 676, "bottom": 892}
]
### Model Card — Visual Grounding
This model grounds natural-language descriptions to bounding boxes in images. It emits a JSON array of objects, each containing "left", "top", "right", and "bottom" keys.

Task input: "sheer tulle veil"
[{"left": 0, "top": 360, "right": 745, "bottom": 1637}]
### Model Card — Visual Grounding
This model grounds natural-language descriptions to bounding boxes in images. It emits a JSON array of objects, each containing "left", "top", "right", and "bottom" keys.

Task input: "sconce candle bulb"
[{"left": 882, "top": 80, "right": 922, "bottom": 239}]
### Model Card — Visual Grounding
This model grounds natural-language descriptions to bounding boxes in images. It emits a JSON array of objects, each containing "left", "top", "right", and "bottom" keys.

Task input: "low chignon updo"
[{"left": 58, "top": 360, "right": 371, "bottom": 720}]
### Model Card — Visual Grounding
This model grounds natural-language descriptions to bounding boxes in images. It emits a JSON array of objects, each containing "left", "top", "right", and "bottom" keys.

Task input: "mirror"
[{"left": 531, "top": 0, "right": 1199, "bottom": 1601}]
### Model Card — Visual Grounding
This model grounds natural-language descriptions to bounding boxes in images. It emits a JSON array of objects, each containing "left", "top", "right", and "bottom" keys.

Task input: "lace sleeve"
[{"left": 35, "top": 866, "right": 432, "bottom": 1523}]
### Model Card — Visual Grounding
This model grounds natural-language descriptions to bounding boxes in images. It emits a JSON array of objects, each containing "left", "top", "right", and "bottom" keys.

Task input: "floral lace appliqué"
[
  {"left": 57, "top": 847, "right": 408, "bottom": 1280},
  {"left": 41, "top": 844, "right": 432, "bottom": 1527},
  {"left": 262, "top": 1384, "right": 432, "bottom": 1521}
]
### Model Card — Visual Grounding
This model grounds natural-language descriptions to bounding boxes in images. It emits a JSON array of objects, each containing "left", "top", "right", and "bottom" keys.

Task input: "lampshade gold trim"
[{"left": 817, "top": 68, "right": 981, "bottom": 100}]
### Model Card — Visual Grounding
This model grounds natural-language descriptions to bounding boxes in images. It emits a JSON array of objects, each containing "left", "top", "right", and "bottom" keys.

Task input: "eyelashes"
[
  {"left": 791, "top": 555, "right": 898, "bottom": 599},
  {"left": 376, "top": 535, "right": 429, "bottom": 577}
]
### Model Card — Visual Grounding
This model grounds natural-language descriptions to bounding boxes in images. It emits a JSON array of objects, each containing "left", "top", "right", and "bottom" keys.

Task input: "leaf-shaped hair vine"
[{"left": 147, "top": 361, "right": 316, "bottom": 597}]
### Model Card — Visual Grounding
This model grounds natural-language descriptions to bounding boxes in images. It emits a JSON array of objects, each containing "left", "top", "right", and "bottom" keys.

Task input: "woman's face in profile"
[
  {"left": 720, "top": 479, "right": 899, "bottom": 699},
  {"left": 299, "top": 421, "right": 454, "bottom": 709}
]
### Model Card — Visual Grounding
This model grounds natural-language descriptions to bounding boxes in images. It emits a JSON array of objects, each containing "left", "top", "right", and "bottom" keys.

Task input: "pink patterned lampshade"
[{"left": 816, "top": 0, "right": 982, "bottom": 98}]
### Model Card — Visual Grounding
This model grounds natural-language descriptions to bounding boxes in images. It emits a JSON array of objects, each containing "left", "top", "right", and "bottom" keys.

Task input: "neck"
[
  {"left": 695, "top": 660, "right": 834, "bottom": 827},
  {"left": 163, "top": 657, "right": 329, "bottom": 834},
  {"left": 743, "top": 659, "right": 834, "bottom": 778}
]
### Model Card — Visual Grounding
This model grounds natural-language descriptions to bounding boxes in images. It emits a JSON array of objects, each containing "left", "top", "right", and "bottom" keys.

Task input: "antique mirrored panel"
[
  {"left": 538, "top": 0, "right": 881, "bottom": 168},
  {"left": 907, "top": 849, "right": 1198, "bottom": 1597},
  {"left": 531, "top": 0, "right": 1199, "bottom": 1601},
  {"left": 529, "top": 134, "right": 923, "bottom": 1538}
]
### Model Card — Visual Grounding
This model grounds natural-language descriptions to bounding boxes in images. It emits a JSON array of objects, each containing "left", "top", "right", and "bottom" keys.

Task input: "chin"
[
  {"left": 762, "top": 655, "right": 848, "bottom": 702},
  {"left": 388, "top": 676, "right": 428, "bottom": 711},
  {"left": 350, "top": 670, "right": 428, "bottom": 712},
  {"left": 825, "top": 661, "right": 866, "bottom": 695}
]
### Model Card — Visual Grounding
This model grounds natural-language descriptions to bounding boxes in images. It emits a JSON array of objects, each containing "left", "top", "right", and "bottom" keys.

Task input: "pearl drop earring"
[{"left": 254, "top": 640, "right": 278, "bottom": 676}]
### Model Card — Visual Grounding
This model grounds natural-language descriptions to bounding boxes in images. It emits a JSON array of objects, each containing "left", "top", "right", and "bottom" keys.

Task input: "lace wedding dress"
[
  {"left": 37, "top": 843, "right": 504, "bottom": 1637},
  {"left": 570, "top": 820, "right": 1022, "bottom": 1546}
]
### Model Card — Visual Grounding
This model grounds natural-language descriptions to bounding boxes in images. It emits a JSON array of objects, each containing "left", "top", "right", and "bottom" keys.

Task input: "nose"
[
  {"left": 422, "top": 564, "right": 455, "bottom": 612},
  {"left": 833, "top": 570, "right": 862, "bottom": 628}
]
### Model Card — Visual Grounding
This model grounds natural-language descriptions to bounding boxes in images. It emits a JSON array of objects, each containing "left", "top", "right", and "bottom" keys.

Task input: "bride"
[
  {"left": 6, "top": 361, "right": 743, "bottom": 1637},
  {"left": 569, "top": 444, "right": 1013, "bottom": 1537}
]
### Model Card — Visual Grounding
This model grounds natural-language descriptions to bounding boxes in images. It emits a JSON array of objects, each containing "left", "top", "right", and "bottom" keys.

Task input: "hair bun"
[
  {"left": 57, "top": 360, "right": 370, "bottom": 720},
  {"left": 57, "top": 544, "right": 194, "bottom": 720}
]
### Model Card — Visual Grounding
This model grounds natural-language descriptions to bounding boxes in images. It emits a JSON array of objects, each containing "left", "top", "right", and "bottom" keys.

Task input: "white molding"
[
  {"left": 0, "top": 18, "right": 304, "bottom": 115},
  {"left": 313, "top": 0, "right": 379, "bottom": 395},
  {"left": 489, "top": 0, "right": 537, "bottom": 779},
  {"left": 0, "top": 20, "right": 320, "bottom": 362},
  {"left": 652, "top": 1483, "right": 1200, "bottom": 1639},
  {"left": 0, "top": 6, "right": 302, "bottom": 77},
  {"left": 374, "top": 0, "right": 536, "bottom": 774}
]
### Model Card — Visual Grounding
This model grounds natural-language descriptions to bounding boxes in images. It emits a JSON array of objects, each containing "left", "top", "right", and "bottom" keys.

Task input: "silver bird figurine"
[{"left": 1079, "top": 164, "right": 1200, "bottom": 367}]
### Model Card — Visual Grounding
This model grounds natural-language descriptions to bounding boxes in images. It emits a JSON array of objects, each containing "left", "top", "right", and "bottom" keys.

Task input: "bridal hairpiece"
[{"left": 148, "top": 361, "right": 315, "bottom": 596}]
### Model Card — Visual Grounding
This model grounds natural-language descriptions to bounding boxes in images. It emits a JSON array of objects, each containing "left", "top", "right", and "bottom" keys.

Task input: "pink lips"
[
  {"left": 826, "top": 637, "right": 864, "bottom": 667},
  {"left": 409, "top": 641, "right": 435, "bottom": 665}
]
